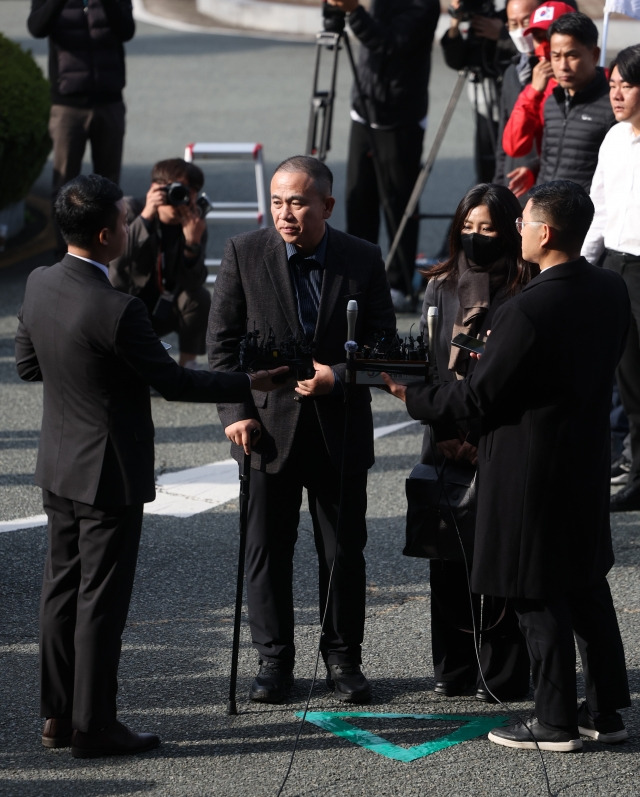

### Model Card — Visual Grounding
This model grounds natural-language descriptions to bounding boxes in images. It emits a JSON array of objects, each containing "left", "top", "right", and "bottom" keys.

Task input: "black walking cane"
[{"left": 228, "top": 450, "right": 251, "bottom": 715}]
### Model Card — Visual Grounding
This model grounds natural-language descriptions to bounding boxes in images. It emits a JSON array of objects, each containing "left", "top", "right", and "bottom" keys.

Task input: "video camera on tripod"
[{"left": 449, "top": 0, "right": 496, "bottom": 22}]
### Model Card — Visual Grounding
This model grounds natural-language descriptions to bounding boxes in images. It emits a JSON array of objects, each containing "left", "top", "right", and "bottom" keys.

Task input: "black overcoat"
[{"left": 406, "top": 258, "right": 630, "bottom": 599}]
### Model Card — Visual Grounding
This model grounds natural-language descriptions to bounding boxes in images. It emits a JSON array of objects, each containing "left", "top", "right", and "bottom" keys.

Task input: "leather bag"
[{"left": 404, "top": 461, "right": 476, "bottom": 561}]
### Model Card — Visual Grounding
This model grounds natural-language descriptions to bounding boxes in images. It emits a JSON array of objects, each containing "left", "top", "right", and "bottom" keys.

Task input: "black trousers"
[
  {"left": 346, "top": 120, "right": 424, "bottom": 296},
  {"left": 513, "top": 577, "right": 630, "bottom": 732},
  {"left": 40, "top": 489, "right": 143, "bottom": 732},
  {"left": 150, "top": 284, "right": 211, "bottom": 356},
  {"left": 430, "top": 559, "right": 530, "bottom": 697},
  {"left": 603, "top": 249, "right": 640, "bottom": 489},
  {"left": 245, "top": 405, "right": 368, "bottom": 666}
]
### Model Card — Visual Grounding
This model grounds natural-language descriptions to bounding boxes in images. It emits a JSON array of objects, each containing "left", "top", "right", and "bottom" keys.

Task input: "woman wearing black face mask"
[{"left": 418, "top": 183, "right": 538, "bottom": 702}]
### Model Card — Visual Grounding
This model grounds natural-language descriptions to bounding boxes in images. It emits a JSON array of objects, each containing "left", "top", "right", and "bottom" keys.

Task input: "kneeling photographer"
[{"left": 109, "top": 158, "right": 211, "bottom": 367}]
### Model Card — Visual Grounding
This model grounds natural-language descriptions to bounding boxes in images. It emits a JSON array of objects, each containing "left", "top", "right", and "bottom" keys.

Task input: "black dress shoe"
[
  {"left": 326, "top": 663, "right": 371, "bottom": 703},
  {"left": 488, "top": 717, "right": 582, "bottom": 752},
  {"left": 433, "top": 680, "right": 472, "bottom": 697},
  {"left": 475, "top": 686, "right": 530, "bottom": 703},
  {"left": 249, "top": 660, "right": 294, "bottom": 703},
  {"left": 42, "top": 717, "right": 73, "bottom": 748},
  {"left": 610, "top": 484, "right": 640, "bottom": 512},
  {"left": 71, "top": 720, "right": 160, "bottom": 759}
]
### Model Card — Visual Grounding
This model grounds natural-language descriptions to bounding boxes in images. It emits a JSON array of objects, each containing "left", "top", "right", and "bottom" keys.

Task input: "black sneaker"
[
  {"left": 249, "top": 660, "right": 294, "bottom": 703},
  {"left": 326, "top": 663, "right": 372, "bottom": 703},
  {"left": 577, "top": 701, "right": 628, "bottom": 744},
  {"left": 488, "top": 718, "right": 582, "bottom": 752}
]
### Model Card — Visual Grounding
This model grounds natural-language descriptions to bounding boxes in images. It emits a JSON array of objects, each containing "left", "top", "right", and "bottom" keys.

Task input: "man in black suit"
[
  {"left": 383, "top": 180, "right": 631, "bottom": 750},
  {"left": 15, "top": 174, "right": 286, "bottom": 758},
  {"left": 207, "top": 155, "right": 395, "bottom": 704}
]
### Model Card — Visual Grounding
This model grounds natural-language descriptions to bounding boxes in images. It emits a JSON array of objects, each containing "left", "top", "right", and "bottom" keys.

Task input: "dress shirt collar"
[
  {"left": 69, "top": 253, "right": 110, "bottom": 279},
  {"left": 286, "top": 231, "right": 328, "bottom": 269}
]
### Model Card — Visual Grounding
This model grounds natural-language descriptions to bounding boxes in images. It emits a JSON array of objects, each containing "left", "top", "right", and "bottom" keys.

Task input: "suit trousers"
[
  {"left": 430, "top": 559, "right": 530, "bottom": 697},
  {"left": 49, "top": 101, "right": 126, "bottom": 197},
  {"left": 513, "top": 577, "right": 630, "bottom": 732},
  {"left": 603, "top": 249, "right": 640, "bottom": 489},
  {"left": 245, "top": 402, "right": 368, "bottom": 666},
  {"left": 40, "top": 489, "right": 143, "bottom": 732},
  {"left": 346, "top": 120, "right": 424, "bottom": 296}
]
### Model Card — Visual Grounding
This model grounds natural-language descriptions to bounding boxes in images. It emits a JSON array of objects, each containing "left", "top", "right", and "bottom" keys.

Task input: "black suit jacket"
[
  {"left": 16, "top": 254, "right": 252, "bottom": 507},
  {"left": 406, "top": 258, "right": 630, "bottom": 599},
  {"left": 207, "top": 225, "right": 396, "bottom": 474}
]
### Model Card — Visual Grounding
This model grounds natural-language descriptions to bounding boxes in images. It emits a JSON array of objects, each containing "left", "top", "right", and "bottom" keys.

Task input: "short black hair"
[
  {"left": 548, "top": 11, "right": 598, "bottom": 48},
  {"left": 610, "top": 44, "right": 640, "bottom": 86},
  {"left": 528, "top": 180, "right": 594, "bottom": 250},
  {"left": 273, "top": 155, "right": 333, "bottom": 196},
  {"left": 150, "top": 158, "right": 205, "bottom": 192},
  {"left": 54, "top": 174, "right": 123, "bottom": 248}
]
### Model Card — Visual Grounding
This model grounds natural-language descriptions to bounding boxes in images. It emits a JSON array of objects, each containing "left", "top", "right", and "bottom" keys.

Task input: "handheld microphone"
[
  {"left": 426, "top": 306, "right": 438, "bottom": 352},
  {"left": 345, "top": 300, "right": 358, "bottom": 385},
  {"left": 346, "top": 299, "right": 358, "bottom": 343}
]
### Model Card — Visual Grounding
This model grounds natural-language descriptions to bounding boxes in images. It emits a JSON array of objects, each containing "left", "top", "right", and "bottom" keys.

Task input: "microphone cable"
[
  {"left": 275, "top": 337, "right": 363, "bottom": 796},
  {"left": 430, "top": 425, "right": 554, "bottom": 797}
]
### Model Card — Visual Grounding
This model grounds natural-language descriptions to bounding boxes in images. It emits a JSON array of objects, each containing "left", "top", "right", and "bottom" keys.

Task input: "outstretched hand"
[
  {"left": 380, "top": 372, "right": 407, "bottom": 402},
  {"left": 249, "top": 366, "right": 290, "bottom": 392}
]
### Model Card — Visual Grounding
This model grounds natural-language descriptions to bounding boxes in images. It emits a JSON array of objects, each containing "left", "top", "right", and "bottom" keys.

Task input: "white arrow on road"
[{"left": 0, "top": 420, "right": 418, "bottom": 533}]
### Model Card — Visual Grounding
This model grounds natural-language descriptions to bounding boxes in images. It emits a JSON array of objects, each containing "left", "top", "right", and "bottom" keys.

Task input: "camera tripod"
[
  {"left": 386, "top": 65, "right": 499, "bottom": 273},
  {"left": 305, "top": 14, "right": 416, "bottom": 303}
]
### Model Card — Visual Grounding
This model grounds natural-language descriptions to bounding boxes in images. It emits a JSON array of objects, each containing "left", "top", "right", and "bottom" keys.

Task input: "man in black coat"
[
  {"left": 383, "top": 180, "right": 631, "bottom": 751},
  {"left": 207, "top": 156, "right": 396, "bottom": 704},
  {"left": 326, "top": 0, "right": 440, "bottom": 309},
  {"left": 15, "top": 174, "right": 285, "bottom": 758}
]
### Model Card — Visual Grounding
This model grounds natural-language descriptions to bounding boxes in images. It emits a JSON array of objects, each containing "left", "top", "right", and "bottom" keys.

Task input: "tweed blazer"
[{"left": 207, "top": 225, "right": 396, "bottom": 474}]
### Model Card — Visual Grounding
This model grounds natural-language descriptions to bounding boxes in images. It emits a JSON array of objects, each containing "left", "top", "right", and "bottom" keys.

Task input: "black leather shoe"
[
  {"left": 476, "top": 686, "right": 529, "bottom": 703},
  {"left": 610, "top": 484, "right": 640, "bottom": 512},
  {"left": 433, "top": 680, "right": 472, "bottom": 697},
  {"left": 326, "top": 663, "right": 371, "bottom": 703},
  {"left": 488, "top": 717, "right": 582, "bottom": 752},
  {"left": 475, "top": 687, "right": 498, "bottom": 703},
  {"left": 249, "top": 660, "right": 294, "bottom": 703},
  {"left": 42, "top": 717, "right": 73, "bottom": 748},
  {"left": 71, "top": 720, "right": 160, "bottom": 758}
]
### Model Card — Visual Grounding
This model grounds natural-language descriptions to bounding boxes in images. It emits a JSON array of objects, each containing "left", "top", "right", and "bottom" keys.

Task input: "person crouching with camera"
[{"left": 109, "top": 158, "right": 211, "bottom": 367}]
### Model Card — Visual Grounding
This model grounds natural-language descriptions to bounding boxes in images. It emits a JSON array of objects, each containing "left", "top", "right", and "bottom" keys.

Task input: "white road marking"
[{"left": 0, "top": 420, "right": 418, "bottom": 532}]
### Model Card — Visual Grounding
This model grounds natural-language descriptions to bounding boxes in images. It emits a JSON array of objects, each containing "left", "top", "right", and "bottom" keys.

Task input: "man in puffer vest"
[{"left": 28, "top": 0, "right": 135, "bottom": 198}]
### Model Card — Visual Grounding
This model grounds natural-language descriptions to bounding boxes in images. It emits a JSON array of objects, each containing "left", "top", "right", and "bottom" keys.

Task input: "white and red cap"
[{"left": 523, "top": 2, "right": 576, "bottom": 36}]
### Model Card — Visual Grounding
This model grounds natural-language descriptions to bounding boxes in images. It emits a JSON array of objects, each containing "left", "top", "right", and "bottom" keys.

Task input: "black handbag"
[{"left": 404, "top": 461, "right": 477, "bottom": 561}]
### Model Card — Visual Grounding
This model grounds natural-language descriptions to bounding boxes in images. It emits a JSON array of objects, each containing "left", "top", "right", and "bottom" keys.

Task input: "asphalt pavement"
[{"left": 1, "top": 3, "right": 639, "bottom": 796}]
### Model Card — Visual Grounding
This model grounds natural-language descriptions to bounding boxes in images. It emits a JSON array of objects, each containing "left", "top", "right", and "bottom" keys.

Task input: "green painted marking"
[{"left": 296, "top": 712, "right": 510, "bottom": 762}]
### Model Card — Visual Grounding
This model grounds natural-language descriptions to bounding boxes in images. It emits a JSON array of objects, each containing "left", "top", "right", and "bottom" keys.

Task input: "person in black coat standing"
[
  {"left": 15, "top": 174, "right": 286, "bottom": 758},
  {"left": 27, "top": 0, "right": 135, "bottom": 196},
  {"left": 383, "top": 180, "right": 631, "bottom": 752},
  {"left": 420, "top": 184, "right": 534, "bottom": 703},
  {"left": 326, "top": 0, "right": 440, "bottom": 309}
]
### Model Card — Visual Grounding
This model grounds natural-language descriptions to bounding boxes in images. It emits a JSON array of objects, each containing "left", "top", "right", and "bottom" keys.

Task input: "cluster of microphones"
[{"left": 238, "top": 300, "right": 437, "bottom": 386}]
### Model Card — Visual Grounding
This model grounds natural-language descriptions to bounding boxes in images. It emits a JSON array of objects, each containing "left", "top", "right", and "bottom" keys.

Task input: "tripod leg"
[
  {"left": 386, "top": 71, "right": 468, "bottom": 274},
  {"left": 228, "top": 452, "right": 251, "bottom": 715}
]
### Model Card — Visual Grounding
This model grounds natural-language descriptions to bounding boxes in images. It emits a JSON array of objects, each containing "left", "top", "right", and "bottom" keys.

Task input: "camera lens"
[{"left": 165, "top": 182, "right": 190, "bottom": 206}]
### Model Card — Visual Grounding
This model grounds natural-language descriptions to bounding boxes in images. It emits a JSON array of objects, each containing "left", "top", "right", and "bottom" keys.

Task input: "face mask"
[
  {"left": 510, "top": 28, "right": 535, "bottom": 55},
  {"left": 534, "top": 39, "right": 551, "bottom": 59},
  {"left": 461, "top": 233, "right": 505, "bottom": 268}
]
